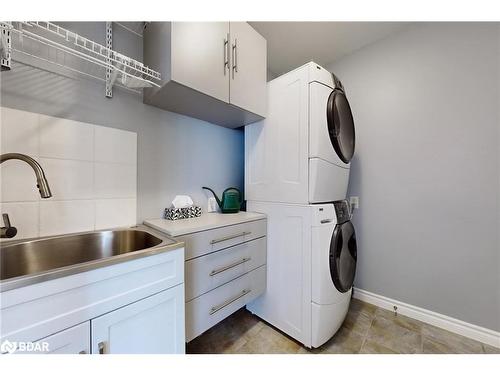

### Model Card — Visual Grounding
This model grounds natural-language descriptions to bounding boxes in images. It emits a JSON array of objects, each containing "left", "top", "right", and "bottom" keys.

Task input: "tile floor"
[{"left": 186, "top": 299, "right": 500, "bottom": 354}]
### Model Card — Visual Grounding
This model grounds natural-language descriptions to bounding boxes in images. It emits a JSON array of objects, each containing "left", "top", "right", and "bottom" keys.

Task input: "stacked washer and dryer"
[{"left": 245, "top": 61, "right": 357, "bottom": 348}]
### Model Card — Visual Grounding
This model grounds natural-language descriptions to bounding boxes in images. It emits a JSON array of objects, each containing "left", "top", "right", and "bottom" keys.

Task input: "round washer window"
[{"left": 329, "top": 221, "right": 357, "bottom": 293}]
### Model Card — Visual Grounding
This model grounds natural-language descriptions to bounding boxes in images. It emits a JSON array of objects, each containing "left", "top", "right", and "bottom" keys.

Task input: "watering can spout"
[{"left": 202, "top": 187, "right": 222, "bottom": 209}]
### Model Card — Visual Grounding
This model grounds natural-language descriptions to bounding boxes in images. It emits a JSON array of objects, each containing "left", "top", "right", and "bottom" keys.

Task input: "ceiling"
[{"left": 249, "top": 22, "right": 412, "bottom": 76}]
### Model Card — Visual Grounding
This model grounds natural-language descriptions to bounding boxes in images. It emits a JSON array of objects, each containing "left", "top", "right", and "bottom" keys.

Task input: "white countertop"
[{"left": 144, "top": 211, "right": 266, "bottom": 237}]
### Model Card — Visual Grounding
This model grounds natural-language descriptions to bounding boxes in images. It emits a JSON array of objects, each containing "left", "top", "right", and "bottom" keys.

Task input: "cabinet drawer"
[
  {"left": 185, "top": 265, "right": 266, "bottom": 342},
  {"left": 178, "top": 219, "right": 266, "bottom": 260},
  {"left": 185, "top": 237, "right": 266, "bottom": 301},
  {"left": 35, "top": 322, "right": 90, "bottom": 355},
  {"left": 5, "top": 322, "right": 90, "bottom": 355}
]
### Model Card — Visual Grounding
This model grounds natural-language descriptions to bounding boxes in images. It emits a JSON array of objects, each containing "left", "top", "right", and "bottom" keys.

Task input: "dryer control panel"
[{"left": 333, "top": 200, "right": 351, "bottom": 224}]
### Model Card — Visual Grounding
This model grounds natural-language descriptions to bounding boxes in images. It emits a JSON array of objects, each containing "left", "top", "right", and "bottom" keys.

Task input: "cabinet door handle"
[
  {"left": 231, "top": 39, "right": 238, "bottom": 79},
  {"left": 98, "top": 341, "right": 105, "bottom": 354},
  {"left": 209, "top": 289, "right": 251, "bottom": 315},
  {"left": 78, "top": 350, "right": 87, "bottom": 354},
  {"left": 209, "top": 257, "right": 251, "bottom": 276},
  {"left": 223, "top": 33, "right": 229, "bottom": 75},
  {"left": 210, "top": 231, "right": 251, "bottom": 245}
]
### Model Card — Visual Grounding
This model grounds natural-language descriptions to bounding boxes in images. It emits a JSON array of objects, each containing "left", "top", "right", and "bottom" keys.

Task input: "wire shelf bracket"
[
  {"left": 1, "top": 22, "right": 12, "bottom": 71},
  {"left": 105, "top": 21, "right": 113, "bottom": 98}
]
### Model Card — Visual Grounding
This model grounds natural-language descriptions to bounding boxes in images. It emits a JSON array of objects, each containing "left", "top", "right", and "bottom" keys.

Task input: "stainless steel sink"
[{"left": 0, "top": 226, "right": 181, "bottom": 291}]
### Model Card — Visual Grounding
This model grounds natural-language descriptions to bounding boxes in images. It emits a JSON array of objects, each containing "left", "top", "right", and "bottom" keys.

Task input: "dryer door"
[
  {"left": 326, "top": 89, "right": 355, "bottom": 164},
  {"left": 329, "top": 221, "right": 357, "bottom": 293}
]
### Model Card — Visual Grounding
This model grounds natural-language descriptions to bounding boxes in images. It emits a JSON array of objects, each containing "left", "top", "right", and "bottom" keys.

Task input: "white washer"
[
  {"left": 247, "top": 200, "right": 357, "bottom": 348},
  {"left": 311, "top": 200, "right": 357, "bottom": 347},
  {"left": 245, "top": 61, "right": 356, "bottom": 204}
]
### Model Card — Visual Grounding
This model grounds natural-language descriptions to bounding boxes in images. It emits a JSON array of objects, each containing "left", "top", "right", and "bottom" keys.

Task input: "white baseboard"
[{"left": 353, "top": 288, "right": 500, "bottom": 349}]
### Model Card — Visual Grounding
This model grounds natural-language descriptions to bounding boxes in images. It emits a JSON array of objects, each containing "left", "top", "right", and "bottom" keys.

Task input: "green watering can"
[{"left": 202, "top": 187, "right": 242, "bottom": 214}]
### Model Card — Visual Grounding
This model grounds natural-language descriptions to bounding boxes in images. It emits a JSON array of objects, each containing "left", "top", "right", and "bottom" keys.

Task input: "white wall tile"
[
  {"left": 1, "top": 159, "right": 40, "bottom": 202},
  {"left": 39, "top": 200, "right": 95, "bottom": 237},
  {"left": 39, "top": 115, "right": 94, "bottom": 161},
  {"left": 94, "top": 163, "right": 136, "bottom": 198},
  {"left": 95, "top": 199, "right": 137, "bottom": 230},
  {"left": 0, "top": 107, "right": 39, "bottom": 155},
  {"left": 0, "top": 202, "right": 39, "bottom": 240},
  {"left": 40, "top": 158, "right": 94, "bottom": 200},
  {"left": 94, "top": 125, "right": 137, "bottom": 164},
  {"left": 1, "top": 108, "right": 137, "bottom": 238}
]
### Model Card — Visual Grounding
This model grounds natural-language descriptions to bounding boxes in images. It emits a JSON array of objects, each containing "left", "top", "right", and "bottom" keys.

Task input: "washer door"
[
  {"left": 329, "top": 221, "right": 357, "bottom": 293},
  {"left": 326, "top": 89, "right": 355, "bottom": 164}
]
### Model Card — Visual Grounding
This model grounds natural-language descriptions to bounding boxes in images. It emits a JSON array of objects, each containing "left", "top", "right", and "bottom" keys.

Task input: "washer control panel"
[
  {"left": 333, "top": 200, "right": 351, "bottom": 224},
  {"left": 312, "top": 204, "right": 335, "bottom": 226}
]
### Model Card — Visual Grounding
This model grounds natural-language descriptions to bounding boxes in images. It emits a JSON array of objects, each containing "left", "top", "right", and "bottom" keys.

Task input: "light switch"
[{"left": 207, "top": 197, "right": 218, "bottom": 213}]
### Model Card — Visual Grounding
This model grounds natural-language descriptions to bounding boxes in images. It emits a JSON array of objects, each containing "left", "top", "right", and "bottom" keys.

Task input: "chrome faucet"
[
  {"left": 1, "top": 153, "right": 52, "bottom": 198},
  {"left": 1, "top": 153, "right": 52, "bottom": 239}
]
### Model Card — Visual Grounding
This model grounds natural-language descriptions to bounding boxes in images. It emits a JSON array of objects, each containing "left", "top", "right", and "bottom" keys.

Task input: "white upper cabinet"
[
  {"left": 144, "top": 22, "right": 267, "bottom": 128},
  {"left": 229, "top": 22, "right": 267, "bottom": 117},
  {"left": 171, "top": 22, "right": 230, "bottom": 103}
]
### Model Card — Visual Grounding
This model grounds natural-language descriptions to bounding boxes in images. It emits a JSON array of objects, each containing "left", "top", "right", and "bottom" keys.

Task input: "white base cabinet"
[
  {"left": 144, "top": 214, "right": 267, "bottom": 343},
  {"left": 177, "top": 218, "right": 266, "bottom": 342},
  {"left": 1, "top": 248, "right": 185, "bottom": 354},
  {"left": 91, "top": 285, "right": 184, "bottom": 354},
  {"left": 18, "top": 286, "right": 184, "bottom": 355}
]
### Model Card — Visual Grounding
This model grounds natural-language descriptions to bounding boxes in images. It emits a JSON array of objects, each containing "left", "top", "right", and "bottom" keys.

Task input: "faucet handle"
[
  {"left": 3, "top": 213, "right": 11, "bottom": 227},
  {"left": 1, "top": 213, "right": 17, "bottom": 239}
]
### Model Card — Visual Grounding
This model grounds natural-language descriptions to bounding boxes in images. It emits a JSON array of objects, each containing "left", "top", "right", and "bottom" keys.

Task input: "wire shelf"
[{"left": 0, "top": 21, "right": 161, "bottom": 95}]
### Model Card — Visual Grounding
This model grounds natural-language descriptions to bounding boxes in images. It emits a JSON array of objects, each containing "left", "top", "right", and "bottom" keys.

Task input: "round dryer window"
[
  {"left": 326, "top": 90, "right": 356, "bottom": 164},
  {"left": 329, "top": 221, "right": 357, "bottom": 293}
]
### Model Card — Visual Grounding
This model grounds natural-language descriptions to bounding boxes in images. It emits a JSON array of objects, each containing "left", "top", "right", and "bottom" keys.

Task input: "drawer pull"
[
  {"left": 210, "top": 231, "right": 251, "bottom": 245},
  {"left": 209, "top": 289, "right": 251, "bottom": 315},
  {"left": 209, "top": 257, "right": 251, "bottom": 276}
]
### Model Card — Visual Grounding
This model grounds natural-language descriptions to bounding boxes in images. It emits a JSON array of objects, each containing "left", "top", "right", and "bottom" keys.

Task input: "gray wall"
[
  {"left": 329, "top": 23, "right": 500, "bottom": 331},
  {"left": 0, "top": 22, "right": 244, "bottom": 221}
]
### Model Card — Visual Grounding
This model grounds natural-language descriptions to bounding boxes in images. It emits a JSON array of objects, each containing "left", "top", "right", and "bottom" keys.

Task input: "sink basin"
[{"left": 0, "top": 227, "right": 180, "bottom": 290}]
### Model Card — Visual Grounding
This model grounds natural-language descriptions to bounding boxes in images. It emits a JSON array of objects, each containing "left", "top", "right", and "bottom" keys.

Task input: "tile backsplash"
[{"left": 0, "top": 107, "right": 137, "bottom": 240}]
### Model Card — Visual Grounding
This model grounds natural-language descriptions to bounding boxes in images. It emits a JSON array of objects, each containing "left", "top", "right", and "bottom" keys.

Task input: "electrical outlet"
[{"left": 349, "top": 196, "right": 360, "bottom": 209}]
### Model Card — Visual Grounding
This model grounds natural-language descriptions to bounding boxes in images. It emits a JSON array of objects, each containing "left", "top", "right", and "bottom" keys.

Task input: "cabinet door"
[
  {"left": 91, "top": 285, "right": 185, "bottom": 354},
  {"left": 17, "top": 322, "right": 90, "bottom": 354},
  {"left": 229, "top": 22, "right": 267, "bottom": 117},
  {"left": 171, "top": 22, "right": 230, "bottom": 103}
]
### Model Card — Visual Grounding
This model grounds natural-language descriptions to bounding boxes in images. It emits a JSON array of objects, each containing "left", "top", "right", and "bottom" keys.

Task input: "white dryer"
[
  {"left": 245, "top": 61, "right": 355, "bottom": 204},
  {"left": 247, "top": 200, "right": 357, "bottom": 348}
]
